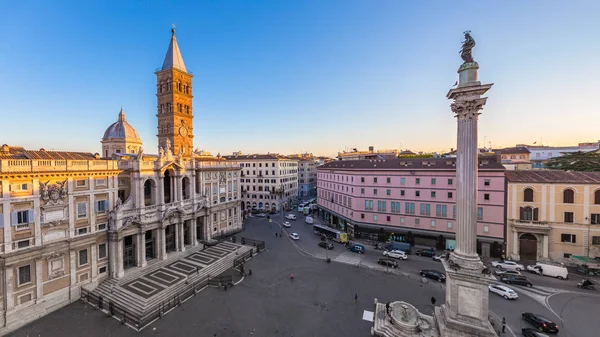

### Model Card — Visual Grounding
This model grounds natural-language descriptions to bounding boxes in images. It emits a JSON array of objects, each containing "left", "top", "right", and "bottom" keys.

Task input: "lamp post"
[{"left": 279, "top": 184, "right": 286, "bottom": 226}]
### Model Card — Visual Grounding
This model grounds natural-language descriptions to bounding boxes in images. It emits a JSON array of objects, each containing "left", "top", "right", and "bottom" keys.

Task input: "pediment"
[{"left": 160, "top": 161, "right": 184, "bottom": 172}]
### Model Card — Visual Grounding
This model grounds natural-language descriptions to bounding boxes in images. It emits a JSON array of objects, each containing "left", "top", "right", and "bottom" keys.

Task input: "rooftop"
[
  {"left": 161, "top": 28, "right": 187, "bottom": 72},
  {"left": 506, "top": 170, "right": 600, "bottom": 184},
  {"left": 0, "top": 144, "right": 100, "bottom": 161},
  {"left": 318, "top": 157, "right": 504, "bottom": 171},
  {"left": 223, "top": 153, "right": 292, "bottom": 161},
  {"left": 494, "top": 146, "right": 530, "bottom": 154}
]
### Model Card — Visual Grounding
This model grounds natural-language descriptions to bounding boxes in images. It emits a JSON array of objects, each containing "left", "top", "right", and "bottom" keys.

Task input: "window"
[
  {"left": 13, "top": 210, "right": 33, "bottom": 225},
  {"left": 12, "top": 183, "right": 29, "bottom": 191},
  {"left": 563, "top": 189, "right": 575, "bottom": 204},
  {"left": 361, "top": 177, "right": 365, "bottom": 183},
  {"left": 431, "top": 178, "right": 436, "bottom": 185},
  {"left": 98, "top": 243, "right": 107, "bottom": 259},
  {"left": 447, "top": 192, "right": 453, "bottom": 198},
  {"left": 520, "top": 207, "right": 537, "bottom": 221},
  {"left": 430, "top": 220, "right": 436, "bottom": 227},
  {"left": 79, "top": 249, "right": 88, "bottom": 266},
  {"left": 591, "top": 214, "right": 600, "bottom": 225},
  {"left": 400, "top": 178, "right": 405, "bottom": 185},
  {"left": 77, "top": 202, "right": 88, "bottom": 219},
  {"left": 377, "top": 201, "right": 387, "bottom": 212},
  {"left": 17, "top": 240, "right": 30, "bottom": 249},
  {"left": 386, "top": 189, "right": 391, "bottom": 196},
  {"left": 561, "top": 234, "right": 576, "bottom": 243},
  {"left": 484, "top": 193, "right": 490, "bottom": 201},
  {"left": 484, "top": 179, "right": 490, "bottom": 186},
  {"left": 213, "top": 213, "right": 217, "bottom": 221},
  {"left": 416, "top": 178, "right": 420, "bottom": 185},
  {"left": 77, "top": 227, "right": 88, "bottom": 235},
  {"left": 448, "top": 178, "right": 453, "bottom": 185},
  {"left": 360, "top": 213, "right": 365, "bottom": 219},
  {"left": 405, "top": 202, "right": 415, "bottom": 215},
  {"left": 453, "top": 205, "right": 456, "bottom": 218},
  {"left": 364, "top": 200, "right": 373, "bottom": 211},
  {"left": 373, "top": 189, "right": 378, "bottom": 195},
  {"left": 477, "top": 207, "right": 483, "bottom": 220},
  {"left": 96, "top": 178, "right": 107, "bottom": 187},
  {"left": 564, "top": 212, "right": 574, "bottom": 223},
  {"left": 447, "top": 222, "right": 452, "bottom": 229},
  {"left": 415, "top": 191, "right": 420, "bottom": 197},
  {"left": 99, "top": 266, "right": 107, "bottom": 274},
  {"left": 373, "top": 215, "right": 378, "bottom": 221},
  {"left": 595, "top": 190, "right": 600, "bottom": 205},
  {"left": 386, "top": 177, "right": 391, "bottom": 184},
  {"left": 95, "top": 200, "right": 108, "bottom": 213},
  {"left": 592, "top": 236, "right": 600, "bottom": 245},
  {"left": 431, "top": 191, "right": 436, "bottom": 198},
  {"left": 361, "top": 188, "right": 365, "bottom": 194},
  {"left": 386, "top": 216, "right": 391, "bottom": 222},
  {"left": 374, "top": 177, "right": 378, "bottom": 183},
  {"left": 400, "top": 217, "right": 405, "bottom": 223},
  {"left": 415, "top": 218, "right": 420, "bottom": 225},
  {"left": 18, "top": 265, "right": 31, "bottom": 285},
  {"left": 483, "top": 225, "right": 489, "bottom": 233},
  {"left": 75, "top": 179, "right": 88, "bottom": 187},
  {"left": 523, "top": 188, "right": 534, "bottom": 202}
]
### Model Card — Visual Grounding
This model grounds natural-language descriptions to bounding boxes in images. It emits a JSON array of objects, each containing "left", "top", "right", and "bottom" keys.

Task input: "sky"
[{"left": 1, "top": 1, "right": 599, "bottom": 157}]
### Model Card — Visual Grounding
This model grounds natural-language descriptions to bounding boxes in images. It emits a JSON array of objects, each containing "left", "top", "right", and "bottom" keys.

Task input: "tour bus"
[
  {"left": 313, "top": 224, "right": 348, "bottom": 243},
  {"left": 298, "top": 202, "right": 308, "bottom": 212}
]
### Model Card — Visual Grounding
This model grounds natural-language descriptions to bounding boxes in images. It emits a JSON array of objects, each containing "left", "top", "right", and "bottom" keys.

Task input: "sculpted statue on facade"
[
  {"left": 39, "top": 179, "right": 68, "bottom": 205},
  {"left": 460, "top": 31, "right": 476, "bottom": 64}
]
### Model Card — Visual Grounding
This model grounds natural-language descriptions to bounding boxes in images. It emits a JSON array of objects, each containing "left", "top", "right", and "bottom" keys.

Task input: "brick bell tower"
[{"left": 156, "top": 25, "right": 194, "bottom": 158}]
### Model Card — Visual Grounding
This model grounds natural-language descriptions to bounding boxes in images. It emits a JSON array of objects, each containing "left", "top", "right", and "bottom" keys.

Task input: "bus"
[
  {"left": 313, "top": 224, "right": 348, "bottom": 243},
  {"left": 298, "top": 202, "right": 308, "bottom": 212}
]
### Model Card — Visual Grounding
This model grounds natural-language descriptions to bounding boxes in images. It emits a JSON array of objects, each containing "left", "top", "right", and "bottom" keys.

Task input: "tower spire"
[{"left": 161, "top": 25, "right": 187, "bottom": 72}]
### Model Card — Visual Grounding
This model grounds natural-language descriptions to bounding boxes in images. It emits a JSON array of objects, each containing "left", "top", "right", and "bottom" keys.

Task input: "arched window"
[
  {"left": 520, "top": 206, "right": 539, "bottom": 221},
  {"left": 595, "top": 190, "right": 600, "bottom": 205},
  {"left": 523, "top": 188, "right": 534, "bottom": 202},
  {"left": 144, "top": 180, "right": 155, "bottom": 206},
  {"left": 510, "top": 155, "right": 515, "bottom": 159},
  {"left": 563, "top": 189, "right": 575, "bottom": 204}
]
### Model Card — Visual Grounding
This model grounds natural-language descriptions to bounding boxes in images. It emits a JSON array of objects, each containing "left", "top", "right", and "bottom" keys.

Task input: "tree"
[{"left": 545, "top": 151, "right": 600, "bottom": 172}]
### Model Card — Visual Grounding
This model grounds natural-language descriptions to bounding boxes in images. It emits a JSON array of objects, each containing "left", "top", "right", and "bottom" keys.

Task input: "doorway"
[
  {"left": 165, "top": 225, "right": 176, "bottom": 252},
  {"left": 519, "top": 233, "right": 538, "bottom": 261},
  {"left": 145, "top": 231, "right": 155, "bottom": 260},
  {"left": 196, "top": 217, "right": 204, "bottom": 242},
  {"left": 123, "top": 235, "right": 136, "bottom": 269}
]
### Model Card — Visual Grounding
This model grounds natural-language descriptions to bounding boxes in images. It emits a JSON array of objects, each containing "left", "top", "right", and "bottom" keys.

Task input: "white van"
[
  {"left": 305, "top": 216, "right": 314, "bottom": 224},
  {"left": 298, "top": 203, "right": 307, "bottom": 212},
  {"left": 526, "top": 261, "right": 568, "bottom": 280}
]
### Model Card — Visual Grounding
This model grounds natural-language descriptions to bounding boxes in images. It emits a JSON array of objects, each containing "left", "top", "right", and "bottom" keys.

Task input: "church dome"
[{"left": 102, "top": 108, "right": 142, "bottom": 142}]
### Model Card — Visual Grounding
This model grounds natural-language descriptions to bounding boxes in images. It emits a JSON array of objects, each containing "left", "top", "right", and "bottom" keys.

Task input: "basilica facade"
[{"left": 0, "top": 28, "right": 242, "bottom": 334}]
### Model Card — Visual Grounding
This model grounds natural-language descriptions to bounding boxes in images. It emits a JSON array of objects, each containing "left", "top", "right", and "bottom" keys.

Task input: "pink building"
[{"left": 316, "top": 157, "right": 506, "bottom": 257}]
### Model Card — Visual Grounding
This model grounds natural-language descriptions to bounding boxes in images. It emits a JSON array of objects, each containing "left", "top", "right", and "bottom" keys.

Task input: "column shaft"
[
  {"left": 191, "top": 218, "right": 198, "bottom": 246},
  {"left": 138, "top": 232, "right": 147, "bottom": 267},
  {"left": 117, "top": 240, "right": 124, "bottom": 278},
  {"left": 35, "top": 259, "right": 43, "bottom": 302}
]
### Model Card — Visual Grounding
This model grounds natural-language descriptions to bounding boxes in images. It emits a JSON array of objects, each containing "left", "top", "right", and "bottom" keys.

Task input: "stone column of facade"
[
  {"left": 69, "top": 250, "right": 77, "bottom": 296},
  {"left": 157, "top": 176, "right": 165, "bottom": 209},
  {"left": 513, "top": 230, "right": 519, "bottom": 258},
  {"left": 137, "top": 231, "right": 147, "bottom": 267},
  {"left": 159, "top": 227, "right": 168, "bottom": 260},
  {"left": 435, "top": 54, "right": 497, "bottom": 337},
  {"left": 67, "top": 179, "right": 75, "bottom": 238},
  {"left": 3, "top": 200, "right": 12, "bottom": 253},
  {"left": 174, "top": 223, "right": 180, "bottom": 251},
  {"left": 91, "top": 245, "right": 98, "bottom": 279},
  {"left": 35, "top": 258, "right": 43, "bottom": 303},
  {"left": 33, "top": 179, "right": 42, "bottom": 246},
  {"left": 178, "top": 221, "right": 186, "bottom": 251},
  {"left": 191, "top": 218, "right": 198, "bottom": 246},
  {"left": 177, "top": 175, "right": 183, "bottom": 203},
  {"left": 116, "top": 239, "right": 125, "bottom": 278},
  {"left": 5, "top": 267, "right": 15, "bottom": 310}
]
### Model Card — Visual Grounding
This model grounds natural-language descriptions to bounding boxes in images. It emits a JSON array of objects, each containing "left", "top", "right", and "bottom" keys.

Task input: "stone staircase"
[{"left": 89, "top": 243, "right": 255, "bottom": 321}]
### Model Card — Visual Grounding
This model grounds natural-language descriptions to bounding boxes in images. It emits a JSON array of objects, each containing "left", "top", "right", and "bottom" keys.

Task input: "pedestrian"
[
  {"left": 354, "top": 293, "right": 358, "bottom": 304},
  {"left": 502, "top": 317, "right": 506, "bottom": 333},
  {"left": 386, "top": 302, "right": 390, "bottom": 315},
  {"left": 290, "top": 273, "right": 294, "bottom": 281},
  {"left": 430, "top": 296, "right": 436, "bottom": 306},
  {"left": 275, "top": 232, "right": 278, "bottom": 237}
]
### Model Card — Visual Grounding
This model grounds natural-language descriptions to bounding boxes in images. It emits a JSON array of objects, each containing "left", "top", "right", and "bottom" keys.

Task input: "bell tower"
[{"left": 156, "top": 25, "right": 194, "bottom": 158}]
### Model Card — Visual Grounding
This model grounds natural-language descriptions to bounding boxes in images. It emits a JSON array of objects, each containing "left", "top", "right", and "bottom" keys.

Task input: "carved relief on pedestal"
[{"left": 46, "top": 252, "right": 66, "bottom": 280}]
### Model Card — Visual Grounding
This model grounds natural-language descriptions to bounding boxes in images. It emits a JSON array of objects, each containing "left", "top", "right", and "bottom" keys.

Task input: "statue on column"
[
  {"left": 165, "top": 139, "right": 172, "bottom": 155},
  {"left": 460, "top": 31, "right": 476, "bottom": 63}
]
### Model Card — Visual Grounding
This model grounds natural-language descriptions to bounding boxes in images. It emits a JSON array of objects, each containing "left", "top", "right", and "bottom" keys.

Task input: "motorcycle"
[{"left": 577, "top": 280, "right": 595, "bottom": 290}]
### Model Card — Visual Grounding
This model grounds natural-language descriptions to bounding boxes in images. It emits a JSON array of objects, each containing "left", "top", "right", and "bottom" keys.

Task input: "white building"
[
  {"left": 223, "top": 153, "right": 298, "bottom": 212},
  {"left": 288, "top": 154, "right": 317, "bottom": 198},
  {"left": 525, "top": 143, "right": 600, "bottom": 169}
]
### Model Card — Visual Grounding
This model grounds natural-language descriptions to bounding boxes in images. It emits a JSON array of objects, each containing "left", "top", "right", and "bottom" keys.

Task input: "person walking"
[
  {"left": 501, "top": 317, "right": 506, "bottom": 333},
  {"left": 430, "top": 296, "right": 436, "bottom": 306},
  {"left": 354, "top": 293, "right": 358, "bottom": 304}
]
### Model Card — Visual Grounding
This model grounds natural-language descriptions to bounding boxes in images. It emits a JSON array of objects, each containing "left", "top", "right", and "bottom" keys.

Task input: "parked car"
[
  {"left": 256, "top": 213, "right": 266, "bottom": 218},
  {"left": 488, "top": 284, "right": 518, "bottom": 300},
  {"left": 383, "top": 250, "right": 408, "bottom": 260},
  {"left": 420, "top": 270, "right": 446, "bottom": 282},
  {"left": 318, "top": 242, "right": 334, "bottom": 250},
  {"left": 522, "top": 327, "right": 551, "bottom": 337},
  {"left": 432, "top": 254, "right": 446, "bottom": 262},
  {"left": 289, "top": 233, "right": 300, "bottom": 240},
  {"left": 415, "top": 249, "right": 435, "bottom": 257},
  {"left": 521, "top": 312, "right": 559, "bottom": 333},
  {"left": 283, "top": 221, "right": 291, "bottom": 228},
  {"left": 494, "top": 270, "right": 521, "bottom": 277},
  {"left": 285, "top": 214, "right": 297, "bottom": 220},
  {"left": 526, "top": 262, "right": 569, "bottom": 280},
  {"left": 501, "top": 275, "right": 532, "bottom": 287},
  {"left": 491, "top": 260, "right": 525, "bottom": 271},
  {"left": 377, "top": 258, "right": 398, "bottom": 268}
]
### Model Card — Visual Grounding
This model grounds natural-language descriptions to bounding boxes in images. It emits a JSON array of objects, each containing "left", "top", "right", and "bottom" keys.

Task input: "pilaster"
[
  {"left": 3, "top": 200, "right": 12, "bottom": 253},
  {"left": 116, "top": 239, "right": 124, "bottom": 278},
  {"left": 91, "top": 244, "right": 98, "bottom": 279},
  {"left": 158, "top": 227, "right": 167, "bottom": 260},
  {"left": 137, "top": 232, "right": 147, "bottom": 267},
  {"left": 5, "top": 267, "right": 14, "bottom": 310},
  {"left": 69, "top": 249, "right": 76, "bottom": 288},
  {"left": 35, "top": 258, "right": 43, "bottom": 303},
  {"left": 67, "top": 178, "right": 75, "bottom": 238},
  {"left": 157, "top": 176, "right": 165, "bottom": 210},
  {"left": 191, "top": 218, "right": 198, "bottom": 246}
]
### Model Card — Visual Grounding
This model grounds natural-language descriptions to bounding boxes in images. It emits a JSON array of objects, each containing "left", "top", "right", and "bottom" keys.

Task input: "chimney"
[{"left": 369, "top": 146, "right": 374, "bottom": 153}]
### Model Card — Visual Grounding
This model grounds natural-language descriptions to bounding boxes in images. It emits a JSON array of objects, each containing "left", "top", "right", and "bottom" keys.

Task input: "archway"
[
  {"left": 519, "top": 233, "right": 538, "bottom": 261},
  {"left": 182, "top": 176, "right": 191, "bottom": 200},
  {"left": 241, "top": 201, "right": 246, "bottom": 210},
  {"left": 144, "top": 179, "right": 156, "bottom": 206},
  {"left": 271, "top": 203, "right": 277, "bottom": 211},
  {"left": 258, "top": 202, "right": 264, "bottom": 209},
  {"left": 164, "top": 170, "right": 172, "bottom": 204}
]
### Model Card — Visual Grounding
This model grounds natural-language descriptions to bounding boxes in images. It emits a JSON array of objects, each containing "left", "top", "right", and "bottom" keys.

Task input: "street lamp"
[{"left": 279, "top": 184, "right": 286, "bottom": 226}]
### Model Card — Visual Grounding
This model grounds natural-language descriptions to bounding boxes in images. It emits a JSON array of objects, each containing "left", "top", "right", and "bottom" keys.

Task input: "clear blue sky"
[{"left": 1, "top": 1, "right": 599, "bottom": 157}]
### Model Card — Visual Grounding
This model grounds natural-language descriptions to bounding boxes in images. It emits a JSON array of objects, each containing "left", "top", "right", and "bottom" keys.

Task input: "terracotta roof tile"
[
  {"left": 317, "top": 158, "right": 504, "bottom": 171},
  {"left": 505, "top": 170, "right": 600, "bottom": 184},
  {"left": 0, "top": 145, "right": 99, "bottom": 161}
]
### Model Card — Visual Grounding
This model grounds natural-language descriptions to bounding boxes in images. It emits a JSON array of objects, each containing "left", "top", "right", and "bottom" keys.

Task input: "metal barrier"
[
  {"left": 234, "top": 250, "right": 253, "bottom": 268},
  {"left": 240, "top": 237, "right": 266, "bottom": 252}
]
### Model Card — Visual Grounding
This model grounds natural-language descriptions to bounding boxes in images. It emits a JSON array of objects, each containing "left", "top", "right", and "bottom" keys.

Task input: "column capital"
[{"left": 451, "top": 97, "right": 488, "bottom": 120}]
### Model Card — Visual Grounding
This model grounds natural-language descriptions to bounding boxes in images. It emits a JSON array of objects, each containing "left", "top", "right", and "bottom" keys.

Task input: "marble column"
[
  {"left": 5, "top": 267, "right": 14, "bottom": 310},
  {"left": 116, "top": 239, "right": 124, "bottom": 278},
  {"left": 174, "top": 224, "right": 180, "bottom": 251},
  {"left": 157, "top": 176, "right": 165, "bottom": 208},
  {"left": 191, "top": 218, "right": 198, "bottom": 246},
  {"left": 137, "top": 232, "right": 147, "bottom": 267},
  {"left": 158, "top": 227, "right": 167, "bottom": 260},
  {"left": 91, "top": 245, "right": 98, "bottom": 279},
  {"left": 543, "top": 235, "right": 549, "bottom": 258},
  {"left": 69, "top": 250, "right": 77, "bottom": 286},
  {"left": 513, "top": 230, "right": 519, "bottom": 258},
  {"left": 178, "top": 222, "right": 185, "bottom": 252},
  {"left": 35, "top": 259, "right": 43, "bottom": 303}
]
